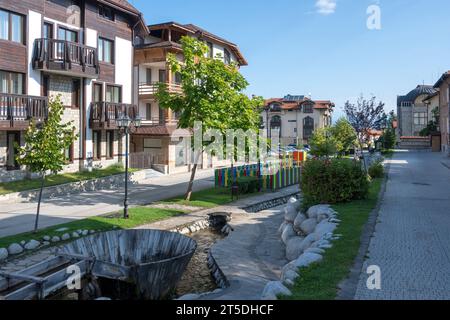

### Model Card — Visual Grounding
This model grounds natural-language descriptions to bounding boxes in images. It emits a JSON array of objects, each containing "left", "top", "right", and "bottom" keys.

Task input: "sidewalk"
[{"left": 0, "top": 169, "right": 216, "bottom": 238}]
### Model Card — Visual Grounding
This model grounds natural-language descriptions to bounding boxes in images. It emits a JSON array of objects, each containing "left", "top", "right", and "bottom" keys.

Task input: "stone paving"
[{"left": 355, "top": 151, "right": 450, "bottom": 300}]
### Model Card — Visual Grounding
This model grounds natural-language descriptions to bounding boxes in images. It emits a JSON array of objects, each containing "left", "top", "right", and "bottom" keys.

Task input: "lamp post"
[{"left": 116, "top": 113, "right": 141, "bottom": 219}]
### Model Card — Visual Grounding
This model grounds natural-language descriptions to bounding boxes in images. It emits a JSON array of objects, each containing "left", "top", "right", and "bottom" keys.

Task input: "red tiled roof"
[{"left": 264, "top": 98, "right": 334, "bottom": 111}]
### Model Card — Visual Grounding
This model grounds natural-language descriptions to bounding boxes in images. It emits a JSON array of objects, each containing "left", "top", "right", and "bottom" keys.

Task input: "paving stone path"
[{"left": 355, "top": 151, "right": 450, "bottom": 300}]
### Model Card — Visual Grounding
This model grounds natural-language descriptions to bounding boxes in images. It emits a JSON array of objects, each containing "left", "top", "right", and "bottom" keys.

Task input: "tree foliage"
[
  {"left": 420, "top": 107, "right": 440, "bottom": 137},
  {"left": 309, "top": 128, "right": 339, "bottom": 158},
  {"left": 330, "top": 118, "right": 357, "bottom": 154}
]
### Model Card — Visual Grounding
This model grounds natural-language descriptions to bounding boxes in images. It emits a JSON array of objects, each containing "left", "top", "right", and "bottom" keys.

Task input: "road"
[
  {"left": 0, "top": 169, "right": 215, "bottom": 238},
  {"left": 355, "top": 151, "right": 450, "bottom": 300}
]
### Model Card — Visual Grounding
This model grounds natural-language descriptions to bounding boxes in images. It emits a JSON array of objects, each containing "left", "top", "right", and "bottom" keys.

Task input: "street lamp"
[{"left": 116, "top": 113, "right": 142, "bottom": 219}]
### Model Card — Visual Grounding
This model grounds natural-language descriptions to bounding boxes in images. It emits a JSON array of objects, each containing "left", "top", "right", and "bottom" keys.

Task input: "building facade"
[
  {"left": 397, "top": 85, "right": 438, "bottom": 138},
  {"left": 0, "top": 0, "right": 145, "bottom": 182},
  {"left": 434, "top": 71, "right": 450, "bottom": 155},
  {"left": 132, "top": 22, "right": 247, "bottom": 174},
  {"left": 260, "top": 95, "right": 334, "bottom": 146}
]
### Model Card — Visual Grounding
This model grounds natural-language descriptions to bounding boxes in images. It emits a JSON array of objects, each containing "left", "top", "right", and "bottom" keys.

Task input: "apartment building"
[
  {"left": 0, "top": 0, "right": 145, "bottom": 182},
  {"left": 260, "top": 95, "right": 334, "bottom": 146},
  {"left": 132, "top": 22, "right": 248, "bottom": 174},
  {"left": 434, "top": 71, "right": 450, "bottom": 154}
]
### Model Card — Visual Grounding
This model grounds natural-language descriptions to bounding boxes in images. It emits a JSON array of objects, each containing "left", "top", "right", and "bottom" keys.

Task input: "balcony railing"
[
  {"left": 90, "top": 102, "right": 138, "bottom": 129},
  {"left": 33, "top": 38, "right": 99, "bottom": 78},
  {"left": 138, "top": 82, "right": 182, "bottom": 97},
  {"left": 141, "top": 117, "right": 179, "bottom": 126},
  {"left": 0, "top": 93, "right": 48, "bottom": 129}
]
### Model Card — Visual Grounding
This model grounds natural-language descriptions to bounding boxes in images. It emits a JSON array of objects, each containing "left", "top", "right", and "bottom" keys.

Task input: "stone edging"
[
  {"left": 0, "top": 171, "right": 146, "bottom": 204},
  {"left": 243, "top": 192, "right": 301, "bottom": 213},
  {"left": 335, "top": 162, "right": 391, "bottom": 300}
]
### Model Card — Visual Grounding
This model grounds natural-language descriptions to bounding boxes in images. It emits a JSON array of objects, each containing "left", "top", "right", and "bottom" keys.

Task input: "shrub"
[
  {"left": 301, "top": 158, "right": 370, "bottom": 207},
  {"left": 368, "top": 160, "right": 384, "bottom": 179},
  {"left": 236, "top": 176, "right": 262, "bottom": 195}
]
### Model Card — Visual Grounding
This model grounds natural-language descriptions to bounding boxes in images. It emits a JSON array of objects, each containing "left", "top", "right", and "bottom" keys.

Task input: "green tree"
[
  {"left": 156, "top": 36, "right": 262, "bottom": 200},
  {"left": 309, "top": 127, "right": 339, "bottom": 158},
  {"left": 420, "top": 107, "right": 439, "bottom": 137},
  {"left": 17, "top": 96, "right": 77, "bottom": 233},
  {"left": 330, "top": 118, "right": 357, "bottom": 155}
]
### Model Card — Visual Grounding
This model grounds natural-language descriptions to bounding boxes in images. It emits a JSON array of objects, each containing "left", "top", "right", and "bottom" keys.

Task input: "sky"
[{"left": 130, "top": 0, "right": 450, "bottom": 119}]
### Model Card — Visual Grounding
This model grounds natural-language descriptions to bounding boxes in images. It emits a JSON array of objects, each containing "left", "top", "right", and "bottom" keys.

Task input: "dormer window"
[
  {"left": 224, "top": 48, "right": 231, "bottom": 65},
  {"left": 303, "top": 103, "right": 314, "bottom": 113},
  {"left": 99, "top": 4, "right": 114, "bottom": 21},
  {"left": 269, "top": 103, "right": 281, "bottom": 112}
]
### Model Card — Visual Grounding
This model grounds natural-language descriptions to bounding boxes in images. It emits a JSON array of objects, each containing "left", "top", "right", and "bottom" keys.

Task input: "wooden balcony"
[
  {"left": 0, "top": 94, "right": 48, "bottom": 130},
  {"left": 138, "top": 82, "right": 182, "bottom": 100},
  {"left": 90, "top": 102, "right": 138, "bottom": 130},
  {"left": 141, "top": 117, "right": 178, "bottom": 127},
  {"left": 33, "top": 38, "right": 99, "bottom": 78}
]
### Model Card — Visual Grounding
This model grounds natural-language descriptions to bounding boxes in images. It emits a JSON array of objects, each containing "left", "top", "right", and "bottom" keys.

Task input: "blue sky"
[{"left": 130, "top": 0, "right": 450, "bottom": 119}]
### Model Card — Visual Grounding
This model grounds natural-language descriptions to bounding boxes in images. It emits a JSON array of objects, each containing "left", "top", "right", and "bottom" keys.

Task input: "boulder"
[
  {"left": 293, "top": 213, "right": 307, "bottom": 233},
  {"left": 285, "top": 237, "right": 307, "bottom": 261},
  {"left": 281, "top": 224, "right": 297, "bottom": 245},
  {"left": 177, "top": 294, "right": 201, "bottom": 301},
  {"left": 24, "top": 240, "right": 40, "bottom": 250},
  {"left": 313, "top": 221, "right": 338, "bottom": 241},
  {"left": 261, "top": 281, "right": 292, "bottom": 300},
  {"left": 43, "top": 236, "right": 51, "bottom": 241},
  {"left": 89, "top": 230, "right": 95, "bottom": 234},
  {"left": 42, "top": 241, "right": 50, "bottom": 246},
  {"left": 51, "top": 236, "right": 61, "bottom": 243},
  {"left": 304, "top": 247, "right": 325, "bottom": 255},
  {"left": 288, "top": 197, "right": 301, "bottom": 211},
  {"left": 284, "top": 205, "right": 298, "bottom": 223},
  {"left": 81, "top": 230, "right": 89, "bottom": 236},
  {"left": 281, "top": 269, "right": 299, "bottom": 286},
  {"left": 292, "top": 252, "right": 323, "bottom": 268},
  {"left": 0, "top": 248, "right": 8, "bottom": 261},
  {"left": 20, "top": 240, "right": 26, "bottom": 246},
  {"left": 300, "top": 218, "right": 317, "bottom": 235},
  {"left": 307, "top": 205, "right": 336, "bottom": 221},
  {"left": 278, "top": 222, "right": 289, "bottom": 235},
  {"left": 8, "top": 243, "right": 24, "bottom": 255},
  {"left": 61, "top": 233, "right": 71, "bottom": 241},
  {"left": 72, "top": 232, "right": 80, "bottom": 238}
]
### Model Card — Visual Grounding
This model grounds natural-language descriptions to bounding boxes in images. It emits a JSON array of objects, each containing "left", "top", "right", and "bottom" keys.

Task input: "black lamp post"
[{"left": 116, "top": 113, "right": 141, "bottom": 219}]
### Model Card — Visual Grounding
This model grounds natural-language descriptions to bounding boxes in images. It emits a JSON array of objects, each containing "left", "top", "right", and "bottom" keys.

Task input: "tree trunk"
[
  {"left": 185, "top": 151, "right": 202, "bottom": 201},
  {"left": 34, "top": 173, "right": 45, "bottom": 233},
  {"left": 359, "top": 138, "right": 368, "bottom": 173}
]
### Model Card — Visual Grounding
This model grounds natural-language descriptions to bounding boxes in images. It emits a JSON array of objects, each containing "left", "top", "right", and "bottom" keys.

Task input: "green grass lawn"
[
  {"left": 0, "top": 207, "right": 184, "bottom": 249},
  {"left": 283, "top": 178, "right": 383, "bottom": 300},
  {"left": 0, "top": 165, "right": 137, "bottom": 196},
  {"left": 160, "top": 187, "right": 237, "bottom": 208}
]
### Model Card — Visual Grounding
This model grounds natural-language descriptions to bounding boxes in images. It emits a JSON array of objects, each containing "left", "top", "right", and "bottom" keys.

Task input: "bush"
[
  {"left": 301, "top": 158, "right": 370, "bottom": 207},
  {"left": 236, "top": 176, "right": 262, "bottom": 195},
  {"left": 368, "top": 160, "right": 384, "bottom": 179}
]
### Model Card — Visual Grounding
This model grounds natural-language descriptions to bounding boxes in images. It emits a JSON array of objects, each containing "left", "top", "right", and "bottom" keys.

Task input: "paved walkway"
[
  {"left": 0, "top": 170, "right": 215, "bottom": 237},
  {"left": 355, "top": 151, "right": 450, "bottom": 300}
]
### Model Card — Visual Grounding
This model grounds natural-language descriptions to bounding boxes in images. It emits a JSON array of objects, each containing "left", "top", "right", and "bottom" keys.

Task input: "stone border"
[
  {"left": 0, "top": 170, "right": 147, "bottom": 204},
  {"left": 243, "top": 192, "right": 301, "bottom": 213},
  {"left": 335, "top": 162, "right": 391, "bottom": 300}
]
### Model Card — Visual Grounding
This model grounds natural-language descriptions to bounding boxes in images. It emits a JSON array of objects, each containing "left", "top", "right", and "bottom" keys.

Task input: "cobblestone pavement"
[{"left": 355, "top": 151, "right": 450, "bottom": 300}]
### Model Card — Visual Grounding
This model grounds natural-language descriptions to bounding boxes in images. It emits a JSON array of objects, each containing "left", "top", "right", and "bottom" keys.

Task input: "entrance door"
[{"left": 6, "top": 132, "right": 20, "bottom": 170}]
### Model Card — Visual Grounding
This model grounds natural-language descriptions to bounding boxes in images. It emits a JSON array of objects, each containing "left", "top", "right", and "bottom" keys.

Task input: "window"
[
  {"left": 146, "top": 68, "right": 152, "bottom": 84},
  {"left": 270, "top": 116, "right": 282, "bottom": 129},
  {"left": 93, "top": 131, "right": 101, "bottom": 160},
  {"left": 43, "top": 22, "right": 53, "bottom": 39},
  {"left": 146, "top": 103, "right": 152, "bottom": 120},
  {"left": 0, "top": 10, "right": 24, "bottom": 44},
  {"left": 303, "top": 117, "right": 314, "bottom": 139},
  {"left": 98, "top": 37, "right": 114, "bottom": 63},
  {"left": 58, "top": 27, "right": 77, "bottom": 42},
  {"left": 159, "top": 69, "right": 166, "bottom": 83},
  {"left": 0, "top": 71, "right": 24, "bottom": 94},
  {"left": 207, "top": 42, "right": 214, "bottom": 58},
  {"left": 106, "top": 85, "right": 121, "bottom": 103},
  {"left": 414, "top": 112, "right": 427, "bottom": 125},
  {"left": 64, "top": 144, "right": 74, "bottom": 163},
  {"left": 303, "top": 103, "right": 313, "bottom": 113},
  {"left": 174, "top": 72, "right": 182, "bottom": 85},
  {"left": 106, "top": 131, "right": 114, "bottom": 158},
  {"left": 224, "top": 48, "right": 231, "bottom": 65},
  {"left": 98, "top": 5, "right": 114, "bottom": 21},
  {"left": 93, "top": 83, "right": 103, "bottom": 102}
]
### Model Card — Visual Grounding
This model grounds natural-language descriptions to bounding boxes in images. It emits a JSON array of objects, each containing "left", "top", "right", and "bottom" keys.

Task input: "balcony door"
[
  {"left": 159, "top": 70, "right": 166, "bottom": 83},
  {"left": 57, "top": 27, "right": 78, "bottom": 60},
  {"left": 6, "top": 132, "right": 20, "bottom": 170}
]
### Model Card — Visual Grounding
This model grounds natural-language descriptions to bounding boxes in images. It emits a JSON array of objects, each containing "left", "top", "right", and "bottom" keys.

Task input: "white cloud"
[{"left": 316, "top": 0, "right": 337, "bottom": 15}]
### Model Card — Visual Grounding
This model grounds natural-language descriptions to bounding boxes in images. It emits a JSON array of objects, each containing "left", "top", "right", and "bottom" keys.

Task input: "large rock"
[
  {"left": 51, "top": 236, "right": 61, "bottom": 243},
  {"left": 300, "top": 218, "right": 317, "bottom": 235},
  {"left": 281, "top": 224, "right": 297, "bottom": 245},
  {"left": 43, "top": 236, "right": 51, "bottom": 241},
  {"left": 261, "top": 281, "right": 292, "bottom": 300},
  {"left": 278, "top": 222, "right": 289, "bottom": 235},
  {"left": 8, "top": 243, "right": 24, "bottom": 255},
  {"left": 61, "top": 233, "right": 71, "bottom": 241},
  {"left": 281, "top": 269, "right": 300, "bottom": 286},
  {"left": 24, "top": 240, "right": 40, "bottom": 250},
  {"left": 0, "top": 248, "right": 8, "bottom": 261},
  {"left": 313, "top": 221, "right": 338, "bottom": 241},
  {"left": 288, "top": 197, "right": 301, "bottom": 211},
  {"left": 284, "top": 205, "right": 298, "bottom": 223},
  {"left": 285, "top": 237, "right": 307, "bottom": 261},
  {"left": 293, "top": 213, "right": 307, "bottom": 233},
  {"left": 307, "top": 205, "right": 336, "bottom": 221}
]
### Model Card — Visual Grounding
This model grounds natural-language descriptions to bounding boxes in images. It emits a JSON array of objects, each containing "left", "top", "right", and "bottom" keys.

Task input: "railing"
[
  {"left": 141, "top": 117, "right": 179, "bottom": 126},
  {"left": 90, "top": 102, "right": 138, "bottom": 126},
  {"left": 130, "top": 152, "right": 153, "bottom": 169},
  {"left": 138, "top": 82, "right": 182, "bottom": 96},
  {"left": 0, "top": 93, "right": 48, "bottom": 125},
  {"left": 33, "top": 38, "right": 99, "bottom": 75}
]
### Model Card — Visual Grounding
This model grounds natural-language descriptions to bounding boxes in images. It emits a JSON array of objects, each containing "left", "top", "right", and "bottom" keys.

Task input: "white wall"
[
  {"left": 115, "top": 37, "right": 133, "bottom": 104},
  {"left": 84, "top": 28, "right": 98, "bottom": 159},
  {"left": 27, "top": 10, "right": 42, "bottom": 96}
]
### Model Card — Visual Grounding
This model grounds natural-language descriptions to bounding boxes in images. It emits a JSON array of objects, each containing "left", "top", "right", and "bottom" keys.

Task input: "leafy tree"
[
  {"left": 330, "top": 118, "right": 357, "bottom": 155},
  {"left": 344, "top": 95, "right": 387, "bottom": 172},
  {"left": 17, "top": 96, "right": 77, "bottom": 233},
  {"left": 156, "top": 36, "right": 262, "bottom": 200},
  {"left": 309, "top": 127, "right": 339, "bottom": 158},
  {"left": 420, "top": 107, "right": 440, "bottom": 137}
]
